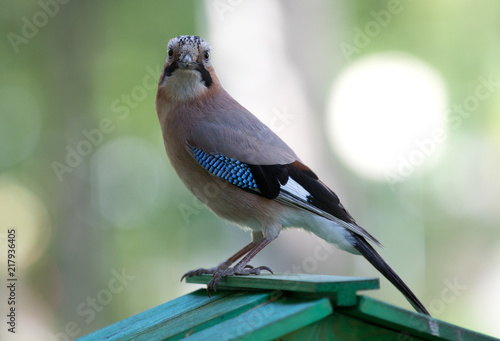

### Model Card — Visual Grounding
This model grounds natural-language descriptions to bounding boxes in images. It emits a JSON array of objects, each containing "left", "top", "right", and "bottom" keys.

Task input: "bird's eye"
[
  {"left": 168, "top": 48, "right": 173, "bottom": 57},
  {"left": 204, "top": 51, "right": 210, "bottom": 60}
]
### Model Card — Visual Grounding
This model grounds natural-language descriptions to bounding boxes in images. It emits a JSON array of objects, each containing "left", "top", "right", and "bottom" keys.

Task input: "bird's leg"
[
  {"left": 181, "top": 231, "right": 265, "bottom": 281},
  {"left": 206, "top": 237, "right": 273, "bottom": 293}
]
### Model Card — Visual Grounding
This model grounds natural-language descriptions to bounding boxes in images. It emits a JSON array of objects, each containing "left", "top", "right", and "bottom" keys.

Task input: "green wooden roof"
[{"left": 78, "top": 274, "right": 498, "bottom": 341}]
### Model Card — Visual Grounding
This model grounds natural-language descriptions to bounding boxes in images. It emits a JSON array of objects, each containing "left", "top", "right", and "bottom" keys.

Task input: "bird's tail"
[{"left": 352, "top": 234, "right": 430, "bottom": 316}]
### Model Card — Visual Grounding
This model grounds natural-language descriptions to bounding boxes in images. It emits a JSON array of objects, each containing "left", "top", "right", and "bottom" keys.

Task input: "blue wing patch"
[{"left": 190, "top": 146, "right": 258, "bottom": 189}]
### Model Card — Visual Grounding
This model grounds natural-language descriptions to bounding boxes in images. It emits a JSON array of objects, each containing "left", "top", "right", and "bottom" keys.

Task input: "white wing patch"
[{"left": 281, "top": 178, "right": 311, "bottom": 201}]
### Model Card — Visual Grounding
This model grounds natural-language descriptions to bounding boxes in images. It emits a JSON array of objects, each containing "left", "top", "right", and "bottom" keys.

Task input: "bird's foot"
[
  {"left": 181, "top": 264, "right": 273, "bottom": 296},
  {"left": 180, "top": 266, "right": 220, "bottom": 282},
  {"left": 207, "top": 264, "right": 273, "bottom": 293}
]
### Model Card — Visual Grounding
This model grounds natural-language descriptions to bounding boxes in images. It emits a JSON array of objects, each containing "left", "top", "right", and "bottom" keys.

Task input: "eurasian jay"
[{"left": 155, "top": 35, "right": 430, "bottom": 315}]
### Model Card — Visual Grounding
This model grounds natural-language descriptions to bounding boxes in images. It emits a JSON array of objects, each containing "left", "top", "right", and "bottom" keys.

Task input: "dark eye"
[
  {"left": 204, "top": 51, "right": 210, "bottom": 60},
  {"left": 168, "top": 48, "right": 173, "bottom": 57}
]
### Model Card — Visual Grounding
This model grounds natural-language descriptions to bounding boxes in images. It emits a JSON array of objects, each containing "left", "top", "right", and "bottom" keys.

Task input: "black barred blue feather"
[{"left": 190, "top": 146, "right": 258, "bottom": 189}]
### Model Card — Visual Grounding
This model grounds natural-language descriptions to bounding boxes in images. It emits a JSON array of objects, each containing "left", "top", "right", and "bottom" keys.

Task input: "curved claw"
[
  {"left": 236, "top": 265, "right": 273, "bottom": 276},
  {"left": 256, "top": 265, "right": 273, "bottom": 274},
  {"left": 180, "top": 267, "right": 217, "bottom": 282},
  {"left": 207, "top": 273, "right": 224, "bottom": 296},
  {"left": 180, "top": 273, "right": 188, "bottom": 282}
]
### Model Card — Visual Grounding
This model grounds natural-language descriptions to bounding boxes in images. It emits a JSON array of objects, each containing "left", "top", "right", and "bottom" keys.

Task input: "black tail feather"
[{"left": 352, "top": 234, "right": 430, "bottom": 316}]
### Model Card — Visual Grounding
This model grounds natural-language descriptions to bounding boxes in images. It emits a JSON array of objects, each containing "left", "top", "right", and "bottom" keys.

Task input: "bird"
[{"left": 155, "top": 35, "right": 430, "bottom": 315}]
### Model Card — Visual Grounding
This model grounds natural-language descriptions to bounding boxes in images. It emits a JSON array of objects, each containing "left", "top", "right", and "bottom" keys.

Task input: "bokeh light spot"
[
  {"left": 326, "top": 53, "right": 448, "bottom": 181},
  {"left": 0, "top": 178, "right": 51, "bottom": 267}
]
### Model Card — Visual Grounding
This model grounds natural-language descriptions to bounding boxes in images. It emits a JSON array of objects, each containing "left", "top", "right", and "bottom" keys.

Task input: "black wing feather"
[
  {"left": 285, "top": 164, "right": 357, "bottom": 225},
  {"left": 246, "top": 161, "right": 381, "bottom": 246},
  {"left": 248, "top": 162, "right": 356, "bottom": 226},
  {"left": 248, "top": 164, "right": 288, "bottom": 199}
]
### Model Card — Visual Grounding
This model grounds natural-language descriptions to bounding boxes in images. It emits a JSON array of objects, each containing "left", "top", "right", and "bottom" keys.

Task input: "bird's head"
[{"left": 157, "top": 35, "right": 218, "bottom": 102}]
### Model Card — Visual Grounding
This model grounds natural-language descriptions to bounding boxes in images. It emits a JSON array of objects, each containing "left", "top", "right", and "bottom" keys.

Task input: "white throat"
[{"left": 164, "top": 69, "right": 207, "bottom": 101}]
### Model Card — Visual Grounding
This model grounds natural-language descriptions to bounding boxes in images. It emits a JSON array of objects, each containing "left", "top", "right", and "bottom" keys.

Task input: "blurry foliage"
[{"left": 0, "top": 0, "right": 499, "bottom": 339}]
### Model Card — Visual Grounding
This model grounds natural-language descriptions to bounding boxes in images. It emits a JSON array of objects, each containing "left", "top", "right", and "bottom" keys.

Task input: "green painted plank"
[
  {"left": 162, "top": 291, "right": 273, "bottom": 341},
  {"left": 182, "top": 297, "right": 334, "bottom": 341},
  {"left": 185, "top": 273, "right": 379, "bottom": 306},
  {"left": 342, "top": 296, "right": 499, "bottom": 341},
  {"left": 77, "top": 289, "right": 230, "bottom": 341},
  {"left": 281, "top": 312, "right": 427, "bottom": 341}
]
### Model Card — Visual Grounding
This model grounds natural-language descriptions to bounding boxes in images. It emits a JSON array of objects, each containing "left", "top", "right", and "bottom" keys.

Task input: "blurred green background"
[{"left": 1, "top": 0, "right": 499, "bottom": 339}]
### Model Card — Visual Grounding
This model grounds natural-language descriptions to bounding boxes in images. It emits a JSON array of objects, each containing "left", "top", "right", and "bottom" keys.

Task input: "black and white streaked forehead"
[
  {"left": 170, "top": 35, "right": 207, "bottom": 49},
  {"left": 167, "top": 35, "right": 211, "bottom": 57}
]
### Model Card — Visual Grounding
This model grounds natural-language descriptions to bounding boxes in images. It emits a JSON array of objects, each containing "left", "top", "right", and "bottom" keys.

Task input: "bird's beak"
[
  {"left": 182, "top": 53, "right": 193, "bottom": 63},
  {"left": 177, "top": 53, "right": 197, "bottom": 69}
]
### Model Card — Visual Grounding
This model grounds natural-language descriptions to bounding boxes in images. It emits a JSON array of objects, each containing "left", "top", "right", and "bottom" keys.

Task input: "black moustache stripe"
[
  {"left": 196, "top": 64, "right": 213, "bottom": 88},
  {"left": 162, "top": 61, "right": 179, "bottom": 82}
]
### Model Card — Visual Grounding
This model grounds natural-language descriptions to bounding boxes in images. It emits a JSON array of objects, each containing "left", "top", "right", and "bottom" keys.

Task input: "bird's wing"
[
  {"left": 189, "top": 141, "right": 382, "bottom": 247},
  {"left": 253, "top": 160, "right": 383, "bottom": 247}
]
